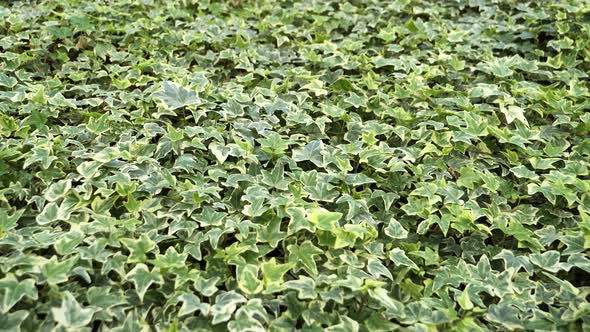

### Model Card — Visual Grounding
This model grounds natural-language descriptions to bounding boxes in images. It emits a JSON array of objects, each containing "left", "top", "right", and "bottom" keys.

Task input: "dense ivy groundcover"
[{"left": 1, "top": 0, "right": 590, "bottom": 331}]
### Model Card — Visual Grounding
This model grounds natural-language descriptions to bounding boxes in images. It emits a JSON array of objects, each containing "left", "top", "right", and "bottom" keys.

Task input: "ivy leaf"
[
  {"left": 120, "top": 234, "right": 157, "bottom": 263},
  {"left": 300, "top": 79, "right": 328, "bottom": 96},
  {"left": 486, "top": 304, "right": 523, "bottom": 330},
  {"left": 457, "top": 289, "right": 474, "bottom": 311},
  {"left": 384, "top": 218, "right": 408, "bottom": 239},
  {"left": 51, "top": 292, "right": 97, "bottom": 329},
  {"left": 261, "top": 258, "right": 294, "bottom": 293},
  {"left": 306, "top": 182, "right": 340, "bottom": 202},
  {"left": 0, "top": 274, "right": 38, "bottom": 313},
  {"left": 500, "top": 105, "right": 528, "bottom": 126},
  {"left": 0, "top": 208, "right": 23, "bottom": 232},
  {"left": 36, "top": 202, "right": 59, "bottom": 225},
  {"left": 195, "top": 206, "right": 226, "bottom": 227},
  {"left": 258, "top": 132, "right": 290, "bottom": 156},
  {"left": 326, "top": 316, "right": 360, "bottom": 332},
  {"left": 23, "top": 147, "right": 56, "bottom": 170},
  {"left": 261, "top": 163, "right": 291, "bottom": 190},
  {"left": 367, "top": 258, "right": 393, "bottom": 280},
  {"left": 125, "top": 264, "right": 163, "bottom": 302},
  {"left": 344, "top": 93, "right": 366, "bottom": 108},
  {"left": 307, "top": 208, "right": 342, "bottom": 231},
  {"left": 237, "top": 264, "right": 263, "bottom": 295},
  {"left": 529, "top": 251, "right": 564, "bottom": 273},
  {"left": 150, "top": 247, "right": 187, "bottom": 270},
  {"left": 41, "top": 256, "right": 79, "bottom": 284},
  {"left": 286, "top": 207, "right": 313, "bottom": 235},
  {"left": 154, "top": 81, "right": 201, "bottom": 110},
  {"left": 228, "top": 310, "right": 266, "bottom": 332},
  {"left": 177, "top": 293, "right": 209, "bottom": 317},
  {"left": 0, "top": 73, "right": 17, "bottom": 88},
  {"left": 292, "top": 140, "right": 324, "bottom": 167},
  {"left": 44, "top": 179, "right": 72, "bottom": 202},
  {"left": 77, "top": 161, "right": 102, "bottom": 178},
  {"left": 389, "top": 248, "right": 419, "bottom": 270},
  {"left": 211, "top": 291, "right": 247, "bottom": 324},
  {"left": 367, "top": 287, "right": 404, "bottom": 314},
  {"left": 510, "top": 166, "right": 539, "bottom": 180},
  {"left": 284, "top": 276, "right": 317, "bottom": 299},
  {"left": 209, "top": 142, "right": 232, "bottom": 164},
  {"left": 0, "top": 310, "right": 28, "bottom": 332},
  {"left": 287, "top": 241, "right": 323, "bottom": 276}
]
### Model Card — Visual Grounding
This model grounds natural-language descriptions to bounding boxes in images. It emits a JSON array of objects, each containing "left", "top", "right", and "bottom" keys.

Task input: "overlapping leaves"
[{"left": 0, "top": 0, "right": 589, "bottom": 331}]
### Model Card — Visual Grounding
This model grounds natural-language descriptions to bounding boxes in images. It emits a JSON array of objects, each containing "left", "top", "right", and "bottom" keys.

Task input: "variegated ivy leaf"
[
  {"left": 287, "top": 241, "right": 323, "bottom": 276},
  {"left": 211, "top": 291, "right": 247, "bottom": 325},
  {"left": 2, "top": 0, "right": 590, "bottom": 331},
  {"left": 384, "top": 218, "right": 408, "bottom": 239},
  {"left": 125, "top": 264, "right": 163, "bottom": 302},
  {"left": 307, "top": 208, "right": 342, "bottom": 232},
  {"left": 0, "top": 208, "right": 23, "bottom": 233},
  {"left": 41, "top": 256, "right": 79, "bottom": 284},
  {"left": 0, "top": 310, "right": 28, "bottom": 332},
  {"left": 44, "top": 179, "right": 72, "bottom": 202},
  {"left": 389, "top": 248, "right": 419, "bottom": 270},
  {"left": 261, "top": 258, "right": 295, "bottom": 293},
  {"left": 51, "top": 292, "right": 97, "bottom": 329},
  {"left": 154, "top": 81, "right": 201, "bottom": 110},
  {"left": 0, "top": 274, "right": 38, "bottom": 313},
  {"left": 120, "top": 234, "right": 157, "bottom": 263},
  {"left": 177, "top": 293, "right": 210, "bottom": 317}
]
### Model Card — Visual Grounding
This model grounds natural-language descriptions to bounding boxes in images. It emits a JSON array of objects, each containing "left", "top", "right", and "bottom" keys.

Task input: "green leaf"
[
  {"left": 0, "top": 274, "right": 38, "bottom": 313},
  {"left": 151, "top": 247, "right": 187, "bottom": 270},
  {"left": 125, "top": 264, "right": 163, "bottom": 302},
  {"left": 23, "top": 147, "right": 56, "bottom": 170},
  {"left": 388, "top": 248, "right": 419, "bottom": 270},
  {"left": 120, "top": 234, "right": 157, "bottom": 263},
  {"left": 195, "top": 206, "right": 226, "bottom": 227},
  {"left": 287, "top": 241, "right": 323, "bottom": 276},
  {"left": 209, "top": 142, "right": 231, "bottom": 164},
  {"left": 41, "top": 256, "right": 78, "bottom": 284},
  {"left": 44, "top": 179, "right": 72, "bottom": 202},
  {"left": 292, "top": 140, "right": 324, "bottom": 167},
  {"left": 384, "top": 218, "right": 408, "bottom": 239},
  {"left": 500, "top": 105, "right": 528, "bottom": 126},
  {"left": 529, "top": 251, "right": 564, "bottom": 273},
  {"left": 177, "top": 293, "right": 209, "bottom": 317},
  {"left": 0, "top": 208, "right": 23, "bottom": 232},
  {"left": 344, "top": 93, "right": 366, "bottom": 108},
  {"left": 237, "top": 264, "right": 263, "bottom": 295},
  {"left": 258, "top": 132, "right": 290, "bottom": 156},
  {"left": 367, "top": 287, "right": 404, "bottom": 313},
  {"left": 154, "top": 81, "right": 201, "bottom": 110},
  {"left": 486, "top": 304, "right": 523, "bottom": 330},
  {"left": 261, "top": 163, "right": 291, "bottom": 190},
  {"left": 326, "top": 316, "right": 360, "bottom": 332},
  {"left": 284, "top": 276, "right": 317, "bottom": 299},
  {"left": 511, "top": 166, "right": 539, "bottom": 180},
  {"left": 51, "top": 292, "right": 97, "bottom": 329},
  {"left": 286, "top": 207, "right": 313, "bottom": 235},
  {"left": 261, "top": 258, "right": 294, "bottom": 293},
  {"left": 367, "top": 258, "right": 393, "bottom": 280},
  {"left": 211, "top": 291, "right": 246, "bottom": 324},
  {"left": 0, "top": 73, "right": 17, "bottom": 88},
  {"left": 457, "top": 289, "right": 474, "bottom": 310},
  {"left": 77, "top": 161, "right": 102, "bottom": 178},
  {"left": 307, "top": 208, "right": 342, "bottom": 231},
  {"left": 0, "top": 310, "right": 28, "bottom": 332},
  {"left": 300, "top": 79, "right": 328, "bottom": 96},
  {"left": 36, "top": 202, "right": 59, "bottom": 225}
]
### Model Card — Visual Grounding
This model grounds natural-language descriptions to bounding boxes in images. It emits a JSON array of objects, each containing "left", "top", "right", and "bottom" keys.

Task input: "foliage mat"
[{"left": 1, "top": 0, "right": 590, "bottom": 331}]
